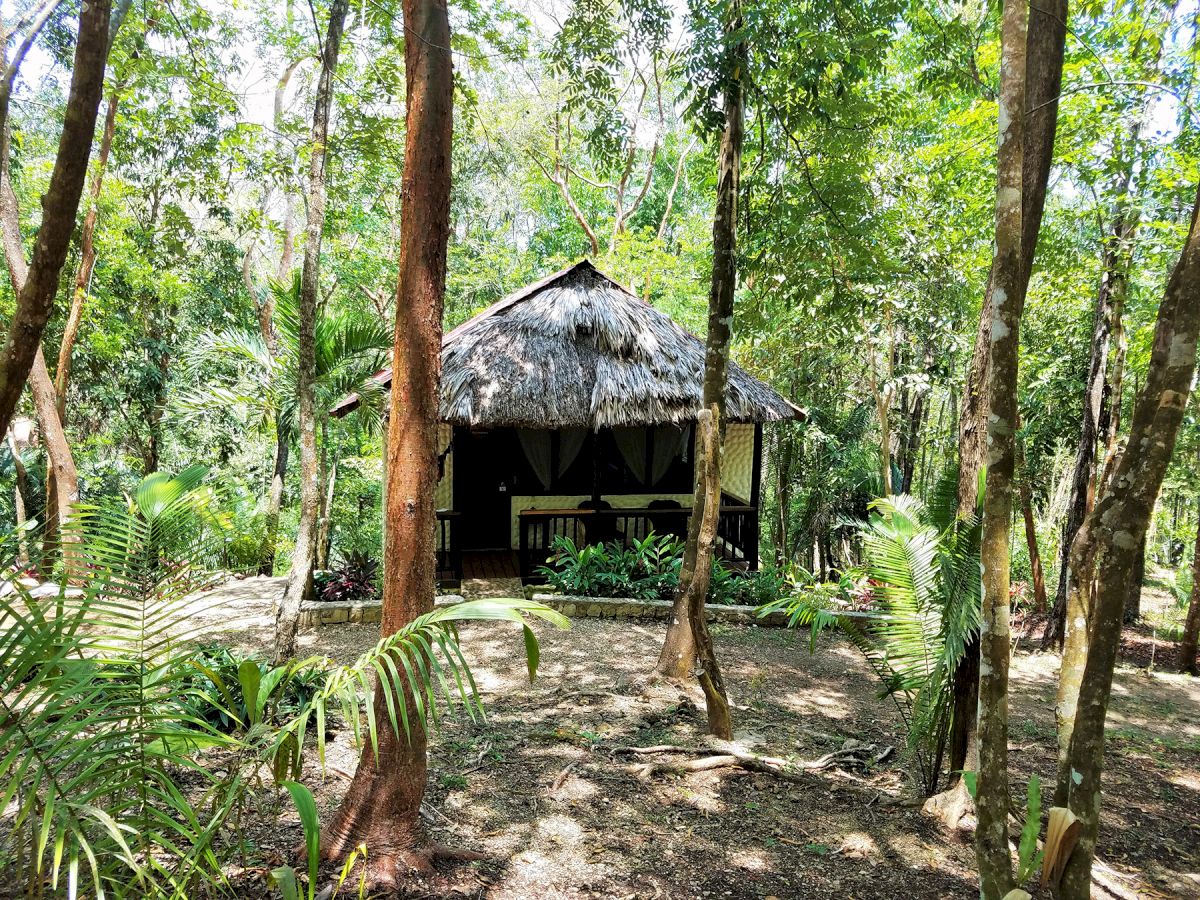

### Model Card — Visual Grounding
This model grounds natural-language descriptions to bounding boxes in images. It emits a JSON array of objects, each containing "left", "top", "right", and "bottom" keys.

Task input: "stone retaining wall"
[
  {"left": 298, "top": 594, "right": 465, "bottom": 627},
  {"left": 532, "top": 594, "right": 789, "bottom": 627},
  {"left": 298, "top": 592, "right": 788, "bottom": 628}
]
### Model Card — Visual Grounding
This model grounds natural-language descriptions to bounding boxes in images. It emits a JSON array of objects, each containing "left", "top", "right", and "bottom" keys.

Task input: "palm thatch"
[{"left": 332, "top": 260, "right": 802, "bottom": 428}]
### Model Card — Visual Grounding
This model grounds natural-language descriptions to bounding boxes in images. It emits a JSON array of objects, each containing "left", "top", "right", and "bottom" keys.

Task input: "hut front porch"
[
  {"left": 436, "top": 503, "right": 757, "bottom": 585},
  {"left": 434, "top": 421, "right": 763, "bottom": 584}
]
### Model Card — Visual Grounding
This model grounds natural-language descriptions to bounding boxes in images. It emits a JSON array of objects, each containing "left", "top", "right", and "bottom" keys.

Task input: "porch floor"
[{"left": 461, "top": 551, "right": 523, "bottom": 599}]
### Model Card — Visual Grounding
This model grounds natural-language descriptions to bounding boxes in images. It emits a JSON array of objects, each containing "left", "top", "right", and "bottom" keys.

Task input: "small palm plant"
[
  {"left": 762, "top": 490, "right": 981, "bottom": 794},
  {"left": 177, "top": 272, "right": 391, "bottom": 574},
  {"left": 0, "top": 468, "right": 566, "bottom": 898}
]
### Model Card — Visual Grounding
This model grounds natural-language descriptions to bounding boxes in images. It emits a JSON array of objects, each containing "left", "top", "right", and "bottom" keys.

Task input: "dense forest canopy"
[
  {"left": 2, "top": 0, "right": 1200, "bottom": 897},
  {"left": 4, "top": 0, "right": 1197, "bottom": 566}
]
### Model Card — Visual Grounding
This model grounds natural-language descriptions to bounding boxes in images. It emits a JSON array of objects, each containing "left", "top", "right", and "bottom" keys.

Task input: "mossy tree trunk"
[
  {"left": 274, "top": 0, "right": 347, "bottom": 664},
  {"left": 932, "top": 0, "right": 1066, "bottom": 824},
  {"left": 1057, "top": 180, "right": 1200, "bottom": 900},
  {"left": 655, "top": 0, "right": 745, "bottom": 728},
  {"left": 974, "top": 0, "right": 1028, "bottom": 895}
]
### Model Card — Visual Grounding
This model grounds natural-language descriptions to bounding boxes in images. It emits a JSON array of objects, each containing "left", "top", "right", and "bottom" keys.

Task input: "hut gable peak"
[{"left": 332, "top": 259, "right": 802, "bottom": 428}]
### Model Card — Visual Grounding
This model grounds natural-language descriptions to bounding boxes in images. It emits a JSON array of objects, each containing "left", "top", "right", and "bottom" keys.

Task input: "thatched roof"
[{"left": 332, "top": 260, "right": 802, "bottom": 428}]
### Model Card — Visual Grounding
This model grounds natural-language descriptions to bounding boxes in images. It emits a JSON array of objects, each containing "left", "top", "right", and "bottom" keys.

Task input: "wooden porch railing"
[
  {"left": 436, "top": 511, "right": 462, "bottom": 584},
  {"left": 518, "top": 504, "right": 757, "bottom": 581}
]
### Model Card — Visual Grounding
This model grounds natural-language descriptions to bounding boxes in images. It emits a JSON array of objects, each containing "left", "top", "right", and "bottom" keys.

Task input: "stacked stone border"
[{"left": 298, "top": 592, "right": 789, "bottom": 628}]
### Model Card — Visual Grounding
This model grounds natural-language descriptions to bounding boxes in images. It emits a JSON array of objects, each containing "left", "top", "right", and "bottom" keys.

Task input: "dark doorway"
[{"left": 453, "top": 428, "right": 522, "bottom": 549}]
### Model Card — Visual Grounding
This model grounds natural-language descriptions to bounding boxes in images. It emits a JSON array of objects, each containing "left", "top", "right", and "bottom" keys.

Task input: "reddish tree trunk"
[{"left": 321, "top": 0, "right": 454, "bottom": 883}]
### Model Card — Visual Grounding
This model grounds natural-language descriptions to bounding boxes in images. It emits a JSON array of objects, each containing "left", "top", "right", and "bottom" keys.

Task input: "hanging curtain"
[
  {"left": 651, "top": 425, "right": 689, "bottom": 486},
  {"left": 558, "top": 427, "right": 588, "bottom": 477},
  {"left": 613, "top": 427, "right": 648, "bottom": 484},
  {"left": 517, "top": 429, "right": 552, "bottom": 490}
]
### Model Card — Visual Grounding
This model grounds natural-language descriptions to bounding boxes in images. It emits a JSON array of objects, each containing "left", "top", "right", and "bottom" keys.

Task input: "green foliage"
[
  {"left": 1016, "top": 775, "right": 1045, "bottom": 886},
  {"left": 538, "top": 532, "right": 683, "bottom": 600},
  {"left": 763, "top": 493, "right": 981, "bottom": 794},
  {"left": 182, "top": 643, "right": 328, "bottom": 734},
  {"left": 0, "top": 469, "right": 569, "bottom": 898},
  {"left": 538, "top": 532, "right": 794, "bottom": 606}
]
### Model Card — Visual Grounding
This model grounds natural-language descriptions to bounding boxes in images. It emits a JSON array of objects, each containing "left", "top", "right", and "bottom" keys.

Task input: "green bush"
[
  {"left": 182, "top": 643, "right": 329, "bottom": 734},
  {"left": 538, "top": 533, "right": 793, "bottom": 605},
  {"left": 224, "top": 532, "right": 263, "bottom": 573}
]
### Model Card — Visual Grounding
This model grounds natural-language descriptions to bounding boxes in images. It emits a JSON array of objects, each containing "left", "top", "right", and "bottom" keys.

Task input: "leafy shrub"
[
  {"left": 761, "top": 492, "right": 981, "bottom": 795},
  {"left": 315, "top": 549, "right": 379, "bottom": 603},
  {"left": 1, "top": 467, "right": 566, "bottom": 897},
  {"left": 538, "top": 533, "right": 681, "bottom": 600},
  {"left": 183, "top": 643, "right": 329, "bottom": 733},
  {"left": 538, "top": 533, "right": 793, "bottom": 605},
  {"left": 225, "top": 532, "right": 263, "bottom": 573}
]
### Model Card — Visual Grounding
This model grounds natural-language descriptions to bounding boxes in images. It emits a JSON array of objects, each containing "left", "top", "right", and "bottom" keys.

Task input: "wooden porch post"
[{"left": 749, "top": 423, "right": 763, "bottom": 571}]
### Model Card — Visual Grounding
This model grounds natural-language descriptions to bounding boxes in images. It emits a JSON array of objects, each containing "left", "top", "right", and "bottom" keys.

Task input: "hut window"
[
  {"left": 517, "top": 429, "right": 553, "bottom": 490},
  {"left": 651, "top": 425, "right": 690, "bottom": 486},
  {"left": 613, "top": 428, "right": 648, "bottom": 486}
]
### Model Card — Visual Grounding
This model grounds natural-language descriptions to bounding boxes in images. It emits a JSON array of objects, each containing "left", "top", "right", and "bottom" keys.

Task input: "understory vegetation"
[{"left": 3, "top": 0, "right": 1200, "bottom": 897}]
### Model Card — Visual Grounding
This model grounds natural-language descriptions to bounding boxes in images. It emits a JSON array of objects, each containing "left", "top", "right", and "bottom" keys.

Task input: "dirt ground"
[{"left": 191, "top": 577, "right": 1200, "bottom": 900}]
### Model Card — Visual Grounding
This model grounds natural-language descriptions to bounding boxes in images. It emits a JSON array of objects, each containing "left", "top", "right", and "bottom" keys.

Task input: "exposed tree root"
[
  {"left": 922, "top": 778, "right": 974, "bottom": 835},
  {"left": 612, "top": 742, "right": 894, "bottom": 783}
]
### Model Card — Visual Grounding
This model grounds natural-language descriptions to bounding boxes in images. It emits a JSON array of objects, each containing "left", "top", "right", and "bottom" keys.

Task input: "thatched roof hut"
[{"left": 331, "top": 260, "right": 801, "bottom": 427}]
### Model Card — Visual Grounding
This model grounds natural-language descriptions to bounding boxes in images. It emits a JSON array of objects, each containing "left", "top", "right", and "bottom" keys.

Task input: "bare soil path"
[{"left": 203, "top": 578, "right": 1200, "bottom": 899}]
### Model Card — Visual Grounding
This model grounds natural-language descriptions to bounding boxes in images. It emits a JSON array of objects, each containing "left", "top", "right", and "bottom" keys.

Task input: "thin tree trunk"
[
  {"left": 973, "top": 2, "right": 1027, "bottom": 894},
  {"left": 0, "top": 0, "right": 111, "bottom": 437},
  {"left": 6, "top": 427, "right": 29, "bottom": 565},
  {"left": 26, "top": 349, "right": 78, "bottom": 568},
  {"left": 274, "top": 0, "right": 347, "bottom": 664},
  {"left": 899, "top": 387, "right": 925, "bottom": 495},
  {"left": 1123, "top": 533, "right": 1145, "bottom": 623},
  {"left": 317, "top": 457, "right": 336, "bottom": 571},
  {"left": 259, "top": 432, "right": 288, "bottom": 576},
  {"left": 1179, "top": 497, "right": 1200, "bottom": 674},
  {"left": 687, "top": 407, "right": 732, "bottom": 737},
  {"left": 54, "top": 91, "right": 119, "bottom": 421},
  {"left": 1047, "top": 17, "right": 1168, "bottom": 648},
  {"left": 321, "top": 0, "right": 453, "bottom": 880},
  {"left": 1057, "top": 180, "right": 1200, "bottom": 900},
  {"left": 656, "top": 0, "right": 744, "bottom": 702},
  {"left": 1017, "top": 435, "right": 1047, "bottom": 612},
  {"left": 931, "top": 0, "right": 1067, "bottom": 827}
]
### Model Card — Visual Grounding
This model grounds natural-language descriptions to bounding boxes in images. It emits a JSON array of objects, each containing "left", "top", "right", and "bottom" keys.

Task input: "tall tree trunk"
[
  {"left": 321, "top": 0, "right": 453, "bottom": 881},
  {"left": 931, "top": 0, "right": 1066, "bottom": 825},
  {"left": 656, "top": 0, "right": 744, "bottom": 702},
  {"left": 974, "top": 1, "right": 1027, "bottom": 894},
  {"left": 54, "top": 91, "right": 119, "bottom": 421},
  {"left": 27, "top": 349, "right": 77, "bottom": 568},
  {"left": 0, "top": 0, "right": 111, "bottom": 437},
  {"left": 6, "top": 427, "right": 29, "bottom": 565},
  {"left": 1123, "top": 533, "right": 1145, "bottom": 623},
  {"left": 259, "top": 432, "right": 289, "bottom": 576},
  {"left": 1179, "top": 496, "right": 1200, "bottom": 674},
  {"left": 274, "top": 0, "right": 347, "bottom": 664},
  {"left": 1017, "top": 434, "right": 1047, "bottom": 612},
  {"left": 1057, "top": 181, "right": 1200, "bottom": 900},
  {"left": 317, "top": 456, "right": 336, "bottom": 571},
  {"left": 1046, "top": 17, "right": 1166, "bottom": 652},
  {"left": 898, "top": 385, "right": 925, "bottom": 495}
]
